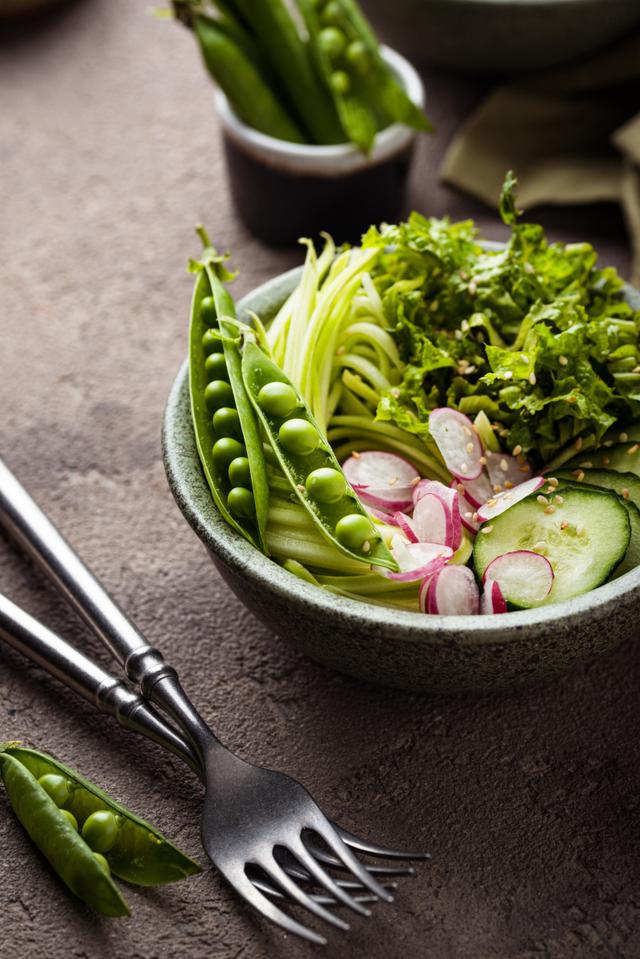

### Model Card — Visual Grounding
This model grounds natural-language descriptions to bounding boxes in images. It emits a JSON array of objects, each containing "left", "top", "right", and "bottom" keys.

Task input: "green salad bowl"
[{"left": 162, "top": 265, "right": 640, "bottom": 694}]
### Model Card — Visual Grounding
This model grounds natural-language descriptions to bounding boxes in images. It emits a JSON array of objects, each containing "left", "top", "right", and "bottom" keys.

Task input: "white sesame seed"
[
  {"left": 537, "top": 495, "right": 548, "bottom": 505},
  {"left": 559, "top": 355, "right": 568, "bottom": 366},
  {"left": 620, "top": 432, "right": 629, "bottom": 442},
  {"left": 500, "top": 458, "right": 508, "bottom": 471},
  {"left": 579, "top": 461, "right": 593, "bottom": 469},
  {"left": 628, "top": 444, "right": 639, "bottom": 455},
  {"left": 554, "top": 495, "right": 564, "bottom": 505},
  {"left": 512, "top": 445, "right": 522, "bottom": 456},
  {"left": 528, "top": 372, "right": 537, "bottom": 385},
  {"left": 560, "top": 520, "right": 569, "bottom": 530},
  {"left": 574, "top": 437, "right": 583, "bottom": 451},
  {"left": 479, "top": 456, "right": 487, "bottom": 465},
  {"left": 503, "top": 371, "right": 513, "bottom": 380},
  {"left": 480, "top": 525, "right": 493, "bottom": 534},
  {"left": 622, "top": 488, "right": 630, "bottom": 499},
  {"left": 544, "top": 505, "right": 556, "bottom": 514},
  {"left": 466, "top": 442, "right": 474, "bottom": 454}
]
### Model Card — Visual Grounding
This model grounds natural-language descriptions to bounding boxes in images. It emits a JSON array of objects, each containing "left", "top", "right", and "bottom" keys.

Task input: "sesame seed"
[
  {"left": 519, "top": 464, "right": 530, "bottom": 472},
  {"left": 560, "top": 520, "right": 569, "bottom": 530},
  {"left": 559, "top": 355, "right": 568, "bottom": 366},
  {"left": 622, "top": 488, "right": 630, "bottom": 499},
  {"left": 466, "top": 442, "right": 474, "bottom": 454},
  {"left": 532, "top": 541, "right": 547, "bottom": 554},
  {"left": 500, "top": 458, "right": 509, "bottom": 471},
  {"left": 544, "top": 505, "right": 556, "bottom": 514},
  {"left": 480, "top": 525, "right": 493, "bottom": 534},
  {"left": 554, "top": 495, "right": 564, "bottom": 505},
  {"left": 574, "top": 437, "right": 583, "bottom": 451},
  {"left": 512, "top": 445, "right": 522, "bottom": 456},
  {"left": 524, "top": 262, "right": 535, "bottom": 275},
  {"left": 604, "top": 440, "right": 613, "bottom": 447},
  {"left": 463, "top": 426, "right": 471, "bottom": 436},
  {"left": 388, "top": 476, "right": 398, "bottom": 486},
  {"left": 479, "top": 456, "right": 487, "bottom": 465},
  {"left": 537, "top": 495, "right": 549, "bottom": 505},
  {"left": 461, "top": 320, "right": 469, "bottom": 332},
  {"left": 503, "top": 371, "right": 513, "bottom": 380},
  {"left": 352, "top": 451, "right": 361, "bottom": 459},
  {"left": 455, "top": 483, "right": 465, "bottom": 494},
  {"left": 466, "top": 365, "right": 476, "bottom": 374},
  {"left": 486, "top": 498, "right": 497, "bottom": 507},
  {"left": 620, "top": 432, "right": 629, "bottom": 442},
  {"left": 547, "top": 477, "right": 559, "bottom": 487},
  {"left": 411, "top": 476, "right": 421, "bottom": 487},
  {"left": 567, "top": 396, "right": 577, "bottom": 404},
  {"left": 460, "top": 463, "right": 468, "bottom": 474},
  {"left": 472, "top": 512, "right": 479, "bottom": 522},
  {"left": 572, "top": 469, "right": 585, "bottom": 481},
  {"left": 468, "top": 282, "right": 477, "bottom": 295},
  {"left": 633, "top": 366, "right": 640, "bottom": 374},
  {"left": 454, "top": 330, "right": 463, "bottom": 341},
  {"left": 579, "top": 461, "right": 593, "bottom": 469},
  {"left": 529, "top": 372, "right": 537, "bottom": 385},
  {"left": 296, "top": 484, "right": 306, "bottom": 493},
  {"left": 390, "top": 388, "right": 400, "bottom": 399},
  {"left": 362, "top": 541, "right": 371, "bottom": 553},
  {"left": 493, "top": 484, "right": 503, "bottom": 493},
  {"left": 504, "top": 480, "right": 514, "bottom": 489},
  {"left": 628, "top": 444, "right": 639, "bottom": 455}
]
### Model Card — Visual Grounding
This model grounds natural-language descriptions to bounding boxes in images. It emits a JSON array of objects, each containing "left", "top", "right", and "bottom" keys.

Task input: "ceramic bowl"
[
  {"left": 363, "top": 0, "right": 640, "bottom": 74},
  {"left": 215, "top": 46, "right": 424, "bottom": 246},
  {"left": 163, "top": 264, "right": 640, "bottom": 694}
]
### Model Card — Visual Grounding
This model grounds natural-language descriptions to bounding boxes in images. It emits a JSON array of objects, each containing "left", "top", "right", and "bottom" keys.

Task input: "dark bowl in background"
[
  {"left": 214, "top": 46, "right": 425, "bottom": 247},
  {"left": 363, "top": 0, "right": 640, "bottom": 74}
]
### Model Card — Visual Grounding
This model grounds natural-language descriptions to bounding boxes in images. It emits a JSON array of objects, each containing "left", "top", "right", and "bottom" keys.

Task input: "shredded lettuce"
[{"left": 363, "top": 174, "right": 640, "bottom": 465}]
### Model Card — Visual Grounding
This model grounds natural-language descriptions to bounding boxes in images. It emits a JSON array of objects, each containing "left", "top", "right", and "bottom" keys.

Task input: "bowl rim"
[
  {"left": 214, "top": 45, "right": 425, "bottom": 174},
  {"left": 163, "top": 261, "right": 640, "bottom": 649}
]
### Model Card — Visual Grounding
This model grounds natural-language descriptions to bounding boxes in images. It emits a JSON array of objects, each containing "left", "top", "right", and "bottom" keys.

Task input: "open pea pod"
[
  {"left": 0, "top": 750, "right": 129, "bottom": 917},
  {"left": 188, "top": 229, "right": 269, "bottom": 553},
  {"left": 241, "top": 340, "right": 398, "bottom": 571},
  {"left": 2, "top": 746, "right": 201, "bottom": 887}
]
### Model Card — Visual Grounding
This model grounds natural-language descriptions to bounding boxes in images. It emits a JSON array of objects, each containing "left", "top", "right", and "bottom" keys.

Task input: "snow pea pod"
[
  {"left": 189, "top": 229, "right": 270, "bottom": 553},
  {"left": 241, "top": 341, "right": 398, "bottom": 571},
  {"left": 2, "top": 746, "right": 201, "bottom": 887},
  {"left": 0, "top": 750, "right": 129, "bottom": 916}
]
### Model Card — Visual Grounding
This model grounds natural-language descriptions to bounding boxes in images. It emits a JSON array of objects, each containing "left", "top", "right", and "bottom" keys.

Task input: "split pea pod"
[
  {"left": 189, "top": 229, "right": 269, "bottom": 553},
  {"left": 191, "top": 13, "right": 306, "bottom": 144},
  {"left": 241, "top": 341, "right": 398, "bottom": 571},
  {"left": 1, "top": 746, "right": 201, "bottom": 896}
]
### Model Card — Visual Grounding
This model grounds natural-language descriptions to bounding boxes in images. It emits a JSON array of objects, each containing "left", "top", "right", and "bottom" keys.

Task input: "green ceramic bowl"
[{"left": 162, "top": 265, "right": 640, "bottom": 694}]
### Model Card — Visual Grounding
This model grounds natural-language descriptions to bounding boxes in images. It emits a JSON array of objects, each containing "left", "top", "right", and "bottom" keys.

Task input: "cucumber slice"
[
  {"left": 566, "top": 442, "right": 640, "bottom": 479},
  {"left": 554, "top": 469, "right": 640, "bottom": 577},
  {"left": 473, "top": 487, "right": 630, "bottom": 607},
  {"left": 555, "top": 468, "right": 640, "bottom": 511}
]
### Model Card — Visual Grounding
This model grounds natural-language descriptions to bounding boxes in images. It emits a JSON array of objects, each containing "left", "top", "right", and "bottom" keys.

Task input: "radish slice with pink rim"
[
  {"left": 429, "top": 408, "right": 483, "bottom": 481},
  {"left": 367, "top": 504, "right": 394, "bottom": 523},
  {"left": 476, "top": 476, "right": 544, "bottom": 522},
  {"left": 480, "top": 579, "right": 507, "bottom": 614},
  {"left": 384, "top": 537, "right": 453, "bottom": 582},
  {"left": 483, "top": 550, "right": 553, "bottom": 607},
  {"left": 457, "top": 472, "right": 494, "bottom": 508},
  {"left": 355, "top": 484, "right": 414, "bottom": 512},
  {"left": 343, "top": 451, "right": 419, "bottom": 488},
  {"left": 420, "top": 565, "right": 480, "bottom": 615},
  {"left": 412, "top": 484, "right": 462, "bottom": 550},
  {"left": 392, "top": 511, "right": 419, "bottom": 543},
  {"left": 485, "top": 450, "right": 532, "bottom": 490}
]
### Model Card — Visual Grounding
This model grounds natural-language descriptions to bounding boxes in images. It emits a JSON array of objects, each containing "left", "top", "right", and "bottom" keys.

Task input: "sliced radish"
[
  {"left": 483, "top": 550, "right": 553, "bottom": 607},
  {"left": 459, "top": 472, "right": 494, "bottom": 508},
  {"left": 392, "top": 511, "right": 419, "bottom": 543},
  {"left": 480, "top": 579, "right": 507, "bottom": 614},
  {"left": 343, "top": 451, "right": 419, "bottom": 490},
  {"left": 422, "top": 565, "right": 480, "bottom": 615},
  {"left": 476, "top": 476, "right": 544, "bottom": 522},
  {"left": 384, "top": 537, "right": 452, "bottom": 582},
  {"left": 354, "top": 484, "right": 414, "bottom": 512},
  {"left": 429, "top": 408, "right": 483, "bottom": 480},
  {"left": 412, "top": 493, "right": 451, "bottom": 546},
  {"left": 367, "top": 504, "right": 394, "bottom": 523},
  {"left": 485, "top": 450, "right": 532, "bottom": 491},
  {"left": 414, "top": 480, "right": 462, "bottom": 550}
]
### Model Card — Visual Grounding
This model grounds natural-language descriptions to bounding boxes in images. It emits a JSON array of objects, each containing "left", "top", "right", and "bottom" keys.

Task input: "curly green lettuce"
[{"left": 364, "top": 174, "right": 640, "bottom": 465}]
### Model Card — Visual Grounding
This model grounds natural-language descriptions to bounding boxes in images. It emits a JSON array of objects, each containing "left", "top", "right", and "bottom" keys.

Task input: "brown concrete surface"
[{"left": 1, "top": 3, "right": 639, "bottom": 957}]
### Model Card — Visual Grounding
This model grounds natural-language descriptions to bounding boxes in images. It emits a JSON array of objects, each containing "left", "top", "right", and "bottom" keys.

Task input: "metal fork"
[{"left": 0, "top": 457, "right": 427, "bottom": 944}]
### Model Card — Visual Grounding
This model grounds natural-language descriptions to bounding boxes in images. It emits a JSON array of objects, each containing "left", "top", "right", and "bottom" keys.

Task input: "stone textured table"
[{"left": 1, "top": 3, "right": 638, "bottom": 957}]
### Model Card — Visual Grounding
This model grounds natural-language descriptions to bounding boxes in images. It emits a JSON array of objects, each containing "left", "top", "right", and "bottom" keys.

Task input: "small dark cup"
[{"left": 215, "top": 46, "right": 425, "bottom": 246}]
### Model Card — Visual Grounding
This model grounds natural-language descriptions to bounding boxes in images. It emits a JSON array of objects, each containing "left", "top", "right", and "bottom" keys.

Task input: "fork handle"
[
  {"left": 0, "top": 457, "right": 222, "bottom": 762},
  {"left": 0, "top": 592, "right": 199, "bottom": 774}
]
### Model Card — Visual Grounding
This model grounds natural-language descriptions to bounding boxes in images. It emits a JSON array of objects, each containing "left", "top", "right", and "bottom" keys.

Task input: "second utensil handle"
[{"left": 0, "top": 456, "right": 147, "bottom": 667}]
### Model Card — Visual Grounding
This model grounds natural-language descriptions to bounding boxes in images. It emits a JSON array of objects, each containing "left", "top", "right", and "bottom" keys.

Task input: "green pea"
[
  {"left": 321, "top": 1, "right": 344, "bottom": 26},
  {"left": 204, "top": 352, "right": 229, "bottom": 382},
  {"left": 38, "top": 773, "right": 71, "bottom": 807},
  {"left": 204, "top": 379, "right": 234, "bottom": 412},
  {"left": 202, "top": 329, "right": 223, "bottom": 355},
  {"left": 82, "top": 810, "right": 119, "bottom": 854},
  {"left": 335, "top": 514, "right": 374, "bottom": 550},
  {"left": 60, "top": 808, "right": 78, "bottom": 831},
  {"left": 278, "top": 418, "right": 319, "bottom": 456},
  {"left": 228, "top": 456, "right": 251, "bottom": 488},
  {"left": 306, "top": 467, "right": 346, "bottom": 504},
  {"left": 318, "top": 26, "right": 347, "bottom": 60},
  {"left": 330, "top": 71, "right": 350, "bottom": 95},
  {"left": 199, "top": 296, "right": 217, "bottom": 328},
  {"left": 93, "top": 852, "right": 111, "bottom": 876},
  {"left": 213, "top": 406, "right": 241, "bottom": 438},
  {"left": 257, "top": 381, "right": 298, "bottom": 418},
  {"left": 345, "top": 40, "right": 369, "bottom": 70},
  {"left": 212, "top": 437, "right": 246, "bottom": 472},
  {"left": 227, "top": 487, "right": 256, "bottom": 519}
]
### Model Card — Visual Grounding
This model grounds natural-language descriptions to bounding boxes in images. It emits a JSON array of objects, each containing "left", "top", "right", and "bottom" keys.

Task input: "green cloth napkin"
[{"left": 440, "top": 33, "right": 640, "bottom": 284}]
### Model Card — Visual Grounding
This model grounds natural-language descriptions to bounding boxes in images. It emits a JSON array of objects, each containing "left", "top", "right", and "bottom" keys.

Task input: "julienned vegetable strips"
[
  {"left": 0, "top": 744, "right": 201, "bottom": 917},
  {"left": 171, "top": 0, "right": 432, "bottom": 152},
  {"left": 188, "top": 176, "right": 640, "bottom": 614}
]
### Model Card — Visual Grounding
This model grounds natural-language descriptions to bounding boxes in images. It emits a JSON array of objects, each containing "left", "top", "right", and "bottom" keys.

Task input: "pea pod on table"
[
  {"left": 241, "top": 340, "right": 398, "bottom": 571},
  {"left": 0, "top": 745, "right": 201, "bottom": 902},
  {"left": 189, "top": 228, "right": 270, "bottom": 553}
]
